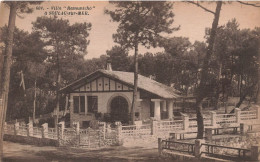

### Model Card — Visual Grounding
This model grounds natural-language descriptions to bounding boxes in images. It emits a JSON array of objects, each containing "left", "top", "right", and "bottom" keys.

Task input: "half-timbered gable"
[{"left": 73, "top": 76, "right": 133, "bottom": 93}]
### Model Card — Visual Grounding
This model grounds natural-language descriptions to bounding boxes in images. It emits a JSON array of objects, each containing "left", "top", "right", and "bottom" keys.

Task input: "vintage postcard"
[{"left": 0, "top": 1, "right": 260, "bottom": 161}]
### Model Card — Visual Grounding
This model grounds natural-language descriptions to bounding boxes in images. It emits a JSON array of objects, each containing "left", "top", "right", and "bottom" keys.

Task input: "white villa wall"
[{"left": 70, "top": 91, "right": 144, "bottom": 126}]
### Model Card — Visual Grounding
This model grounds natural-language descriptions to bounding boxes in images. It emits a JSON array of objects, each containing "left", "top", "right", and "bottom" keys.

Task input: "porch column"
[
  {"left": 69, "top": 97, "right": 73, "bottom": 127},
  {"left": 151, "top": 99, "right": 161, "bottom": 120},
  {"left": 162, "top": 100, "right": 166, "bottom": 111},
  {"left": 136, "top": 99, "right": 143, "bottom": 120},
  {"left": 168, "top": 100, "right": 174, "bottom": 120}
]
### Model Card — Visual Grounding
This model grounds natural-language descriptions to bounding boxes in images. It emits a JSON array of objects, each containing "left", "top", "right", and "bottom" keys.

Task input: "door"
[{"left": 110, "top": 96, "right": 129, "bottom": 124}]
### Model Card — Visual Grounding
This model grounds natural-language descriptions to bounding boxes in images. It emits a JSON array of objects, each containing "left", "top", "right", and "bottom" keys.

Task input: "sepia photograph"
[{"left": 0, "top": 1, "right": 260, "bottom": 161}]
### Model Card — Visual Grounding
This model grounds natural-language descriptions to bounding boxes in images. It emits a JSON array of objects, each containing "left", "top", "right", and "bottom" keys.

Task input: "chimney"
[{"left": 106, "top": 57, "right": 112, "bottom": 71}]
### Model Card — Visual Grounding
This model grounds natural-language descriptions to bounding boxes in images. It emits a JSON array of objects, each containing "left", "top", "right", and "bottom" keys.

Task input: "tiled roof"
[{"left": 60, "top": 70, "right": 181, "bottom": 99}]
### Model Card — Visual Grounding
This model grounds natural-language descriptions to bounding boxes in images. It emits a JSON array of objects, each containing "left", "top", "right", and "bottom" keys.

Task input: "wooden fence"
[
  {"left": 161, "top": 139, "right": 195, "bottom": 154},
  {"left": 202, "top": 143, "right": 251, "bottom": 160},
  {"left": 159, "top": 138, "right": 259, "bottom": 161}
]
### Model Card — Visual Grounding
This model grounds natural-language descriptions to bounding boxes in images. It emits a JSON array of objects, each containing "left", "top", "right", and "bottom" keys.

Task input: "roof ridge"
[{"left": 60, "top": 69, "right": 180, "bottom": 99}]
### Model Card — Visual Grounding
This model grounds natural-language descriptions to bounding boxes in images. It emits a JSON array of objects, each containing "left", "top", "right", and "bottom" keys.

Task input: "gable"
[
  {"left": 73, "top": 76, "right": 133, "bottom": 92},
  {"left": 60, "top": 70, "right": 181, "bottom": 99}
]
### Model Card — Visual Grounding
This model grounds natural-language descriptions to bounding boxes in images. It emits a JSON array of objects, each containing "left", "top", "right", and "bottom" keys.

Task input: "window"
[
  {"left": 73, "top": 96, "right": 85, "bottom": 113},
  {"left": 73, "top": 96, "right": 79, "bottom": 113},
  {"left": 80, "top": 96, "right": 85, "bottom": 112},
  {"left": 87, "top": 96, "right": 98, "bottom": 113}
]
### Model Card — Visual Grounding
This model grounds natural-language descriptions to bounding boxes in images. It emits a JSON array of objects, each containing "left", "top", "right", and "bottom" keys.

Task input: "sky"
[{"left": 0, "top": 1, "right": 260, "bottom": 59}]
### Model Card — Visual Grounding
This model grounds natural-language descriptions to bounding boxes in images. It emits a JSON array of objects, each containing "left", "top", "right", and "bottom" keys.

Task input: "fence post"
[
  {"left": 41, "top": 123, "right": 48, "bottom": 138},
  {"left": 240, "top": 123, "right": 248, "bottom": 135},
  {"left": 169, "top": 133, "right": 177, "bottom": 141},
  {"left": 98, "top": 122, "right": 106, "bottom": 139},
  {"left": 27, "top": 122, "right": 33, "bottom": 136},
  {"left": 181, "top": 113, "right": 189, "bottom": 131},
  {"left": 251, "top": 145, "right": 260, "bottom": 161},
  {"left": 72, "top": 122, "right": 80, "bottom": 136},
  {"left": 57, "top": 121, "right": 65, "bottom": 146},
  {"left": 115, "top": 121, "right": 123, "bottom": 146},
  {"left": 72, "top": 121, "right": 80, "bottom": 146},
  {"left": 205, "top": 128, "right": 212, "bottom": 141},
  {"left": 14, "top": 122, "right": 19, "bottom": 136},
  {"left": 235, "top": 108, "right": 241, "bottom": 124},
  {"left": 98, "top": 122, "right": 106, "bottom": 147},
  {"left": 194, "top": 139, "right": 205, "bottom": 158},
  {"left": 151, "top": 120, "right": 158, "bottom": 136},
  {"left": 210, "top": 111, "right": 217, "bottom": 127},
  {"left": 158, "top": 138, "right": 162, "bottom": 156}
]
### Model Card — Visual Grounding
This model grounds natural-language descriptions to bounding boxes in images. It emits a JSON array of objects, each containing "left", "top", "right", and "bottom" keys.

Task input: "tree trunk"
[
  {"left": 33, "top": 79, "right": 36, "bottom": 124},
  {"left": 131, "top": 33, "right": 139, "bottom": 125},
  {"left": 196, "top": 1, "right": 222, "bottom": 139},
  {"left": 236, "top": 83, "right": 257, "bottom": 108},
  {"left": 196, "top": 96, "right": 204, "bottom": 138},
  {"left": 0, "top": 53, "right": 4, "bottom": 94},
  {"left": 54, "top": 46, "right": 61, "bottom": 130},
  {"left": 0, "top": 2, "right": 17, "bottom": 159},
  {"left": 256, "top": 39, "right": 260, "bottom": 105},
  {"left": 214, "top": 86, "right": 220, "bottom": 110},
  {"left": 214, "top": 62, "right": 223, "bottom": 109},
  {"left": 238, "top": 75, "right": 242, "bottom": 97},
  {"left": 239, "top": 75, "right": 243, "bottom": 101},
  {"left": 54, "top": 72, "right": 61, "bottom": 130}
]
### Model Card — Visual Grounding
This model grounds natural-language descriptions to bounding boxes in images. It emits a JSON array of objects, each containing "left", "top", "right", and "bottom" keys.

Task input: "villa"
[{"left": 59, "top": 64, "right": 181, "bottom": 127}]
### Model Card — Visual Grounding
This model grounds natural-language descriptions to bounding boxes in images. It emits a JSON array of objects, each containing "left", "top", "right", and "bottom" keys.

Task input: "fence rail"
[
  {"left": 33, "top": 127, "right": 42, "bottom": 137},
  {"left": 202, "top": 143, "right": 251, "bottom": 159},
  {"left": 216, "top": 114, "right": 236, "bottom": 124},
  {"left": 241, "top": 110, "right": 257, "bottom": 120},
  {"left": 19, "top": 125, "right": 27, "bottom": 136},
  {"left": 158, "top": 120, "right": 183, "bottom": 131},
  {"left": 162, "top": 139, "right": 195, "bottom": 154},
  {"left": 4, "top": 124, "right": 14, "bottom": 135},
  {"left": 121, "top": 124, "right": 151, "bottom": 137},
  {"left": 189, "top": 117, "right": 211, "bottom": 128},
  {"left": 48, "top": 128, "right": 57, "bottom": 139}
]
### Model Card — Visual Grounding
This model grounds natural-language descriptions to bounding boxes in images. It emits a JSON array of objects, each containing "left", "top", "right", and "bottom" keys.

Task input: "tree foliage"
[
  {"left": 105, "top": 1, "right": 178, "bottom": 123},
  {"left": 212, "top": 20, "right": 259, "bottom": 109},
  {"left": 105, "top": 2, "right": 178, "bottom": 49},
  {"left": 32, "top": 16, "right": 91, "bottom": 117},
  {"left": 106, "top": 46, "right": 130, "bottom": 71}
]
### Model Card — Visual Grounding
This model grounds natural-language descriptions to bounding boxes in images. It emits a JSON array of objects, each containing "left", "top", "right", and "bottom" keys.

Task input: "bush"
[
  {"left": 89, "top": 120, "right": 99, "bottom": 130},
  {"left": 38, "top": 118, "right": 55, "bottom": 128},
  {"left": 103, "top": 113, "right": 112, "bottom": 123}
]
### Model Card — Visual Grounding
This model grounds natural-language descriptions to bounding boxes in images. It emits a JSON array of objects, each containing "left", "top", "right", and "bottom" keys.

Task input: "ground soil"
[{"left": 3, "top": 141, "right": 162, "bottom": 162}]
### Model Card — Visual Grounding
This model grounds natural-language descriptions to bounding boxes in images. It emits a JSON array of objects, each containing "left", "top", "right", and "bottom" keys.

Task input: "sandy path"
[{"left": 3, "top": 141, "right": 161, "bottom": 162}]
